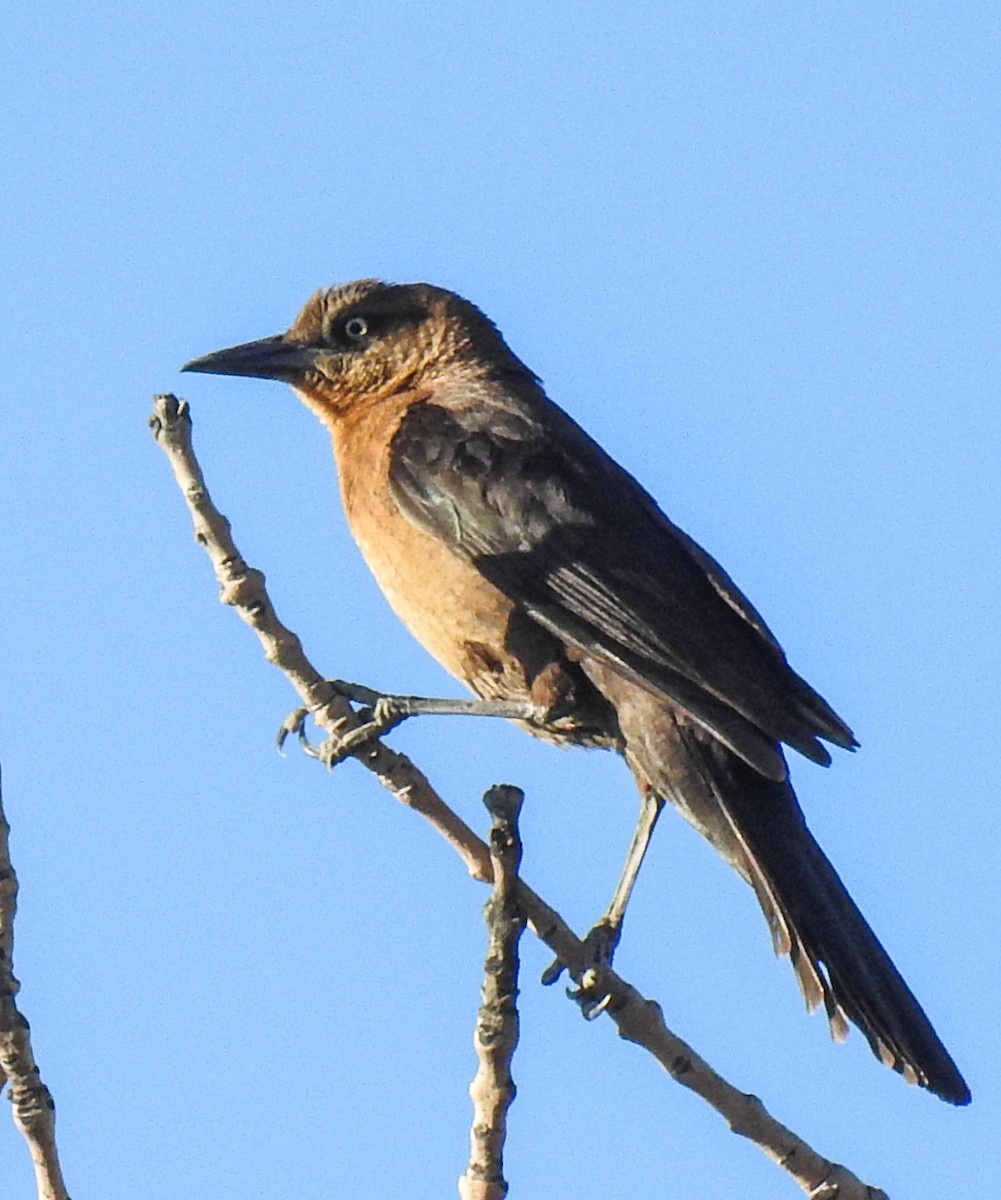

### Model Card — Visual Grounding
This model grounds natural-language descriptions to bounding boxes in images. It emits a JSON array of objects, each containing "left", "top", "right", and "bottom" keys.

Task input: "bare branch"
[
  {"left": 459, "top": 785, "right": 525, "bottom": 1200},
  {"left": 149, "top": 394, "right": 490, "bottom": 880},
  {"left": 150, "top": 393, "right": 888, "bottom": 1199},
  {"left": 0, "top": 769, "right": 71, "bottom": 1200}
]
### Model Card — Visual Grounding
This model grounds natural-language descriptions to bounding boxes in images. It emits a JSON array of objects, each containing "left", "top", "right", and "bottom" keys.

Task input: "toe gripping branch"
[
  {"left": 542, "top": 918, "right": 624, "bottom": 1019},
  {"left": 276, "top": 680, "right": 550, "bottom": 767}
]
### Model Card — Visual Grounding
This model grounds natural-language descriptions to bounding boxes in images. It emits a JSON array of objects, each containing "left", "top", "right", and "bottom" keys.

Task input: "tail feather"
[{"left": 625, "top": 708, "right": 970, "bottom": 1104}]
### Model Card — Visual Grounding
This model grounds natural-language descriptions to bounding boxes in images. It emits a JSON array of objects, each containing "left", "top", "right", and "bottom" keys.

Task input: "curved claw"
[
  {"left": 278, "top": 680, "right": 474, "bottom": 771},
  {"left": 570, "top": 969, "right": 615, "bottom": 1020},
  {"left": 541, "top": 919, "right": 622, "bottom": 1017},
  {"left": 542, "top": 962, "right": 615, "bottom": 1018},
  {"left": 276, "top": 703, "right": 353, "bottom": 765},
  {"left": 541, "top": 957, "right": 568, "bottom": 987},
  {"left": 277, "top": 705, "right": 311, "bottom": 755}
]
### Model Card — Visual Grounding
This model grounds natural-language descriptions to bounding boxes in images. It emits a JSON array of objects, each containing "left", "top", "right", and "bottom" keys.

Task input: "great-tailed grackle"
[{"left": 184, "top": 279, "right": 969, "bottom": 1104}]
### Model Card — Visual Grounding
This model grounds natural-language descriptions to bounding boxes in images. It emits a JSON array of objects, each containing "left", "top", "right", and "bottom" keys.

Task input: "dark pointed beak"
[{"left": 182, "top": 335, "right": 319, "bottom": 382}]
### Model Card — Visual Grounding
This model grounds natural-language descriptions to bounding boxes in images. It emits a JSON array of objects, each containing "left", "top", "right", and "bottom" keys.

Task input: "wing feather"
[{"left": 389, "top": 386, "right": 855, "bottom": 776}]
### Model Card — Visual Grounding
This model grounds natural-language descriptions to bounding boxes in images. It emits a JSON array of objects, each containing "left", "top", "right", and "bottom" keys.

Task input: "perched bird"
[{"left": 184, "top": 279, "right": 969, "bottom": 1104}]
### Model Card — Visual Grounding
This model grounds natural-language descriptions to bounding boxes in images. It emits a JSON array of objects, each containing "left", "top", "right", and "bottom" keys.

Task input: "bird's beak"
[{"left": 182, "top": 335, "right": 319, "bottom": 382}]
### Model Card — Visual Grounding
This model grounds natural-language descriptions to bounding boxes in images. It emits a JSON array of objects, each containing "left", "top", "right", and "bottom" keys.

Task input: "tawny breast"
[{"left": 317, "top": 389, "right": 533, "bottom": 703}]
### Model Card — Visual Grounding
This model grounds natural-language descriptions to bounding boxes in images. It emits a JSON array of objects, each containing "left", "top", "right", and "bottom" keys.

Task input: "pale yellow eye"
[{"left": 344, "top": 316, "right": 369, "bottom": 341}]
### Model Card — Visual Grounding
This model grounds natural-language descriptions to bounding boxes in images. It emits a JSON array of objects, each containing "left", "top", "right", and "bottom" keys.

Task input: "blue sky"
[{"left": 2, "top": 3, "right": 998, "bottom": 1196}]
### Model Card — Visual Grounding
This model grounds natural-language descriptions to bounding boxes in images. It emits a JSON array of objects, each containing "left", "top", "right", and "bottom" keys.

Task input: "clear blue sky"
[{"left": 2, "top": 3, "right": 997, "bottom": 1196}]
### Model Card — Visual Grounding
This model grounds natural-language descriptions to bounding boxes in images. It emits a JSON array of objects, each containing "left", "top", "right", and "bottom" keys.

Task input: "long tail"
[{"left": 620, "top": 700, "right": 970, "bottom": 1104}]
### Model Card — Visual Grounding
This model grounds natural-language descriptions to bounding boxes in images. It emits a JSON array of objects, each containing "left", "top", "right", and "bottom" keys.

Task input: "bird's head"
[{"left": 183, "top": 280, "right": 533, "bottom": 420}]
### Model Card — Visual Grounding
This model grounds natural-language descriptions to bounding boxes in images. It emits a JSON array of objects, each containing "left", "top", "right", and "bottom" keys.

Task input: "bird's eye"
[{"left": 343, "top": 316, "right": 370, "bottom": 341}]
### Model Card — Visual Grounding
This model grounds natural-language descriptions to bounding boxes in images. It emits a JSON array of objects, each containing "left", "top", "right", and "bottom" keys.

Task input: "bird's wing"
[{"left": 388, "top": 387, "right": 855, "bottom": 778}]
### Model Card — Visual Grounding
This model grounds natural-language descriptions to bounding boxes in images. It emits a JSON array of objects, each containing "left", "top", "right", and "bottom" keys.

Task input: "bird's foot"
[
  {"left": 277, "top": 680, "right": 550, "bottom": 766},
  {"left": 315, "top": 695, "right": 412, "bottom": 766},
  {"left": 541, "top": 919, "right": 622, "bottom": 1019},
  {"left": 276, "top": 681, "right": 413, "bottom": 767}
]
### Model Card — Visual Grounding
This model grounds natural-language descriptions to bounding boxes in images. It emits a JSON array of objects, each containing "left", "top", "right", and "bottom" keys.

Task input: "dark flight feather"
[{"left": 389, "top": 387, "right": 855, "bottom": 778}]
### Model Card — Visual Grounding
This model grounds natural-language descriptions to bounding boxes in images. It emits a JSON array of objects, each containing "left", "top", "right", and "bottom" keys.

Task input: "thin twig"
[
  {"left": 149, "top": 395, "right": 488, "bottom": 877},
  {"left": 149, "top": 393, "right": 888, "bottom": 1199},
  {"left": 459, "top": 785, "right": 525, "bottom": 1200},
  {"left": 0, "top": 768, "right": 72, "bottom": 1200}
]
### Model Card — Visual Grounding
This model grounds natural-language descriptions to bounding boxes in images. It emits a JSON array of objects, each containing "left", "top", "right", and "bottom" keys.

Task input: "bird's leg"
[
  {"left": 594, "top": 786, "right": 667, "bottom": 953},
  {"left": 543, "top": 788, "right": 665, "bottom": 1018},
  {"left": 278, "top": 679, "right": 550, "bottom": 766}
]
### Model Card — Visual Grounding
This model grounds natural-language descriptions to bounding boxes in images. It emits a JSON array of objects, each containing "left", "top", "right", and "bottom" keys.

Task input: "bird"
[{"left": 183, "top": 278, "right": 969, "bottom": 1104}]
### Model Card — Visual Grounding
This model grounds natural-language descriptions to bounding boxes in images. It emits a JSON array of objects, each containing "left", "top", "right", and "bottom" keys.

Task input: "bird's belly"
[
  {"left": 330, "top": 414, "right": 533, "bottom": 702},
  {"left": 358, "top": 527, "right": 529, "bottom": 701},
  {"left": 323, "top": 395, "right": 621, "bottom": 752}
]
